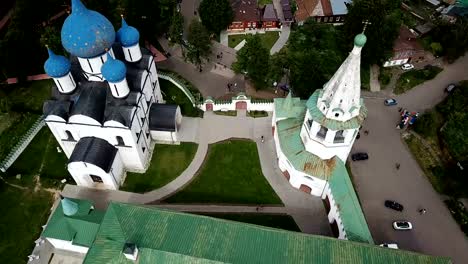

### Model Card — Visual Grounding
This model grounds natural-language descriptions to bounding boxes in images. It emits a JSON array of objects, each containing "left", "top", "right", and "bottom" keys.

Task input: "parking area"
[{"left": 350, "top": 98, "right": 468, "bottom": 263}]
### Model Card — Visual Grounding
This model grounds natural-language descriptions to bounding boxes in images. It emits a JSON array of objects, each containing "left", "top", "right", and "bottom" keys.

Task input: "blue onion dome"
[
  {"left": 44, "top": 48, "right": 71, "bottom": 77},
  {"left": 117, "top": 17, "right": 140, "bottom": 47},
  {"left": 61, "top": 0, "right": 115, "bottom": 58},
  {"left": 101, "top": 53, "right": 127, "bottom": 83}
]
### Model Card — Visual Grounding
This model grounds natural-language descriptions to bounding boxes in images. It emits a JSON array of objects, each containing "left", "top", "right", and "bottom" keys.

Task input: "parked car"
[
  {"left": 385, "top": 200, "right": 404, "bottom": 211},
  {"left": 384, "top": 98, "right": 398, "bottom": 106},
  {"left": 351, "top": 152, "right": 368, "bottom": 161},
  {"left": 401, "top": 63, "right": 414, "bottom": 70},
  {"left": 393, "top": 221, "right": 412, "bottom": 230},
  {"left": 445, "top": 83, "right": 456, "bottom": 93},
  {"left": 380, "top": 243, "right": 399, "bottom": 249}
]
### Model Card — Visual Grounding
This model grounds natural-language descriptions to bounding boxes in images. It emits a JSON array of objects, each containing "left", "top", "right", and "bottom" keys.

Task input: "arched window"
[
  {"left": 90, "top": 175, "right": 103, "bottom": 183},
  {"left": 316, "top": 126, "right": 328, "bottom": 140},
  {"left": 334, "top": 130, "right": 345, "bottom": 143},
  {"left": 65, "top": 130, "right": 75, "bottom": 141},
  {"left": 116, "top": 136, "right": 125, "bottom": 146}
]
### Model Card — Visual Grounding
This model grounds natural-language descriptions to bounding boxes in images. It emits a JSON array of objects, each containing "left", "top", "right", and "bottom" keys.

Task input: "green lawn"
[
  {"left": 379, "top": 67, "right": 394, "bottom": 86},
  {"left": 228, "top": 32, "right": 280, "bottom": 50},
  {"left": 214, "top": 110, "right": 237, "bottom": 116},
  {"left": 4, "top": 128, "right": 71, "bottom": 188},
  {"left": 259, "top": 31, "right": 280, "bottom": 51},
  {"left": 361, "top": 65, "right": 370, "bottom": 90},
  {"left": 445, "top": 199, "right": 468, "bottom": 236},
  {"left": 258, "top": 0, "right": 273, "bottom": 6},
  {"left": 1, "top": 79, "right": 53, "bottom": 113},
  {"left": 228, "top": 35, "right": 246, "bottom": 49},
  {"left": 247, "top": 110, "right": 268, "bottom": 118},
  {"left": 159, "top": 79, "right": 203, "bottom": 117},
  {"left": 395, "top": 66, "right": 443, "bottom": 94},
  {"left": 0, "top": 185, "right": 53, "bottom": 264},
  {"left": 166, "top": 139, "right": 282, "bottom": 204},
  {"left": 122, "top": 143, "right": 198, "bottom": 193},
  {"left": 0, "top": 113, "right": 40, "bottom": 162},
  {"left": 198, "top": 213, "right": 300, "bottom": 232}
]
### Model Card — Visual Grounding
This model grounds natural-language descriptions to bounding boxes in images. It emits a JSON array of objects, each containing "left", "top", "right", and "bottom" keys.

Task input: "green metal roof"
[
  {"left": 274, "top": 97, "right": 307, "bottom": 120},
  {"left": 306, "top": 90, "right": 367, "bottom": 130},
  {"left": 329, "top": 159, "right": 374, "bottom": 244},
  {"left": 276, "top": 118, "right": 338, "bottom": 180},
  {"left": 42, "top": 199, "right": 104, "bottom": 247},
  {"left": 83, "top": 202, "right": 451, "bottom": 264}
]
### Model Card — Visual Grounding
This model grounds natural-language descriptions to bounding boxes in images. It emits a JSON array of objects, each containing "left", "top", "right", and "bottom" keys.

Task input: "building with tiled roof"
[
  {"left": 39, "top": 198, "right": 451, "bottom": 263},
  {"left": 42, "top": 0, "right": 182, "bottom": 190},
  {"left": 383, "top": 26, "right": 426, "bottom": 67},
  {"left": 272, "top": 33, "right": 373, "bottom": 242},
  {"left": 295, "top": 0, "right": 351, "bottom": 25}
]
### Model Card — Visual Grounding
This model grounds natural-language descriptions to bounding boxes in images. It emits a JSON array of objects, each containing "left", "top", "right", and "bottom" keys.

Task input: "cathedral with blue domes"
[{"left": 43, "top": 0, "right": 182, "bottom": 190}]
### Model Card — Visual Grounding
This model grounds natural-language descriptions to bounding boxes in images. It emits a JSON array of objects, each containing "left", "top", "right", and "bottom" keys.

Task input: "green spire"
[
  {"left": 61, "top": 196, "right": 79, "bottom": 216},
  {"left": 354, "top": 34, "right": 367, "bottom": 47},
  {"left": 283, "top": 92, "right": 293, "bottom": 109}
]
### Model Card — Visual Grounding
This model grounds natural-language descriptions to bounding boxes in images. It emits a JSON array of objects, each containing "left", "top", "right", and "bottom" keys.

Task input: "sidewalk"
[{"left": 270, "top": 26, "right": 290, "bottom": 55}]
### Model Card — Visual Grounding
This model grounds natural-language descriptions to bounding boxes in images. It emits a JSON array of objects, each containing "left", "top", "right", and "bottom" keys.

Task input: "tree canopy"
[
  {"left": 343, "top": 0, "right": 402, "bottom": 65},
  {"left": 233, "top": 35, "right": 270, "bottom": 90},
  {"left": 429, "top": 17, "right": 468, "bottom": 63},
  {"left": 168, "top": 11, "right": 184, "bottom": 46},
  {"left": 186, "top": 20, "right": 212, "bottom": 66},
  {"left": 199, "top": 0, "right": 234, "bottom": 34},
  {"left": 269, "top": 20, "right": 345, "bottom": 98}
]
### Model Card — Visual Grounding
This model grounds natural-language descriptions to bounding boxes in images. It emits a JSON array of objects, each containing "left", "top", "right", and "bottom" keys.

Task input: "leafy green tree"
[
  {"left": 199, "top": 0, "right": 234, "bottom": 34},
  {"left": 269, "top": 49, "right": 290, "bottom": 84},
  {"left": 430, "top": 42, "right": 443, "bottom": 56},
  {"left": 343, "top": 0, "right": 402, "bottom": 65},
  {"left": 186, "top": 20, "right": 212, "bottom": 66},
  {"left": 233, "top": 35, "right": 270, "bottom": 89},
  {"left": 40, "top": 26, "right": 63, "bottom": 54},
  {"left": 430, "top": 18, "right": 468, "bottom": 63},
  {"left": 168, "top": 11, "right": 184, "bottom": 46}
]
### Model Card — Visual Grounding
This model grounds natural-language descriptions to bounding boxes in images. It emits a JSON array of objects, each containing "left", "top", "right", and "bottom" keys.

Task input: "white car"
[
  {"left": 393, "top": 221, "right": 412, "bottom": 230},
  {"left": 401, "top": 63, "right": 414, "bottom": 70},
  {"left": 380, "top": 243, "right": 399, "bottom": 249}
]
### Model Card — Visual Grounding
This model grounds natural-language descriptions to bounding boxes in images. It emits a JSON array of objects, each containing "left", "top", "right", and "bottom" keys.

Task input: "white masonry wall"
[
  {"left": 68, "top": 154, "right": 122, "bottom": 190},
  {"left": 53, "top": 72, "right": 76, "bottom": 94},
  {"left": 46, "top": 238, "right": 88, "bottom": 254},
  {"left": 77, "top": 49, "right": 115, "bottom": 82},
  {"left": 123, "top": 43, "right": 142, "bottom": 62},
  {"left": 199, "top": 99, "right": 274, "bottom": 112},
  {"left": 322, "top": 184, "right": 347, "bottom": 240}
]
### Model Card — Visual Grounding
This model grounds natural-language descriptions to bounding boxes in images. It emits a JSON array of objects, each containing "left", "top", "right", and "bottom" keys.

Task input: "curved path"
[{"left": 62, "top": 111, "right": 330, "bottom": 234}]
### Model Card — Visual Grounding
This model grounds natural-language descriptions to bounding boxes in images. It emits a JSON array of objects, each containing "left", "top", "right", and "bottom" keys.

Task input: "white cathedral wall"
[
  {"left": 150, "top": 131, "right": 178, "bottom": 144},
  {"left": 147, "top": 56, "right": 164, "bottom": 103},
  {"left": 46, "top": 238, "right": 88, "bottom": 254},
  {"left": 322, "top": 184, "right": 347, "bottom": 240},
  {"left": 68, "top": 162, "right": 119, "bottom": 190},
  {"left": 123, "top": 43, "right": 142, "bottom": 62},
  {"left": 45, "top": 120, "right": 78, "bottom": 158},
  {"left": 273, "top": 121, "right": 327, "bottom": 197},
  {"left": 77, "top": 50, "right": 114, "bottom": 82},
  {"left": 53, "top": 72, "right": 76, "bottom": 94},
  {"left": 108, "top": 78, "right": 130, "bottom": 98}
]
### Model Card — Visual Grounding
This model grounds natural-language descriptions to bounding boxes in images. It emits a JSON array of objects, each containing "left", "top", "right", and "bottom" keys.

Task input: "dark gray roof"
[
  {"left": 263, "top": 4, "right": 278, "bottom": 21},
  {"left": 149, "top": 104, "right": 178, "bottom": 132},
  {"left": 43, "top": 100, "right": 72, "bottom": 120},
  {"left": 70, "top": 82, "right": 107, "bottom": 123},
  {"left": 104, "top": 106, "right": 134, "bottom": 126},
  {"left": 69, "top": 137, "right": 117, "bottom": 172}
]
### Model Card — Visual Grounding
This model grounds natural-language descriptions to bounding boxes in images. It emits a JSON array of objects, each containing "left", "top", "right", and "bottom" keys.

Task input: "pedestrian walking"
[
  {"left": 419, "top": 208, "right": 427, "bottom": 215},
  {"left": 395, "top": 163, "right": 400, "bottom": 170},
  {"left": 261, "top": 136, "right": 264, "bottom": 143},
  {"left": 364, "top": 130, "right": 369, "bottom": 135}
]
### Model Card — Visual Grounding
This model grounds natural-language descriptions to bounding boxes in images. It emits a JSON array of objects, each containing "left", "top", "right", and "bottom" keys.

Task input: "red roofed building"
[
  {"left": 228, "top": 0, "right": 261, "bottom": 31},
  {"left": 383, "top": 26, "right": 425, "bottom": 67}
]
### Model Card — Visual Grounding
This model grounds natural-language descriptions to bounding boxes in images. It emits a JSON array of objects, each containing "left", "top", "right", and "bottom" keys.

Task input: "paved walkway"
[
  {"left": 62, "top": 111, "right": 330, "bottom": 234},
  {"left": 351, "top": 53, "right": 468, "bottom": 263},
  {"left": 270, "top": 26, "right": 290, "bottom": 55}
]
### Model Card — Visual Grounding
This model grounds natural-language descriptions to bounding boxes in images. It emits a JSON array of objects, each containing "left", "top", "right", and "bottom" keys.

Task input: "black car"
[
  {"left": 385, "top": 200, "right": 404, "bottom": 211},
  {"left": 351, "top": 152, "right": 368, "bottom": 161}
]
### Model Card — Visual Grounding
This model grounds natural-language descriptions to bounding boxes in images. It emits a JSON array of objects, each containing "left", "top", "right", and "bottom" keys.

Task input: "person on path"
[
  {"left": 396, "top": 163, "right": 400, "bottom": 170},
  {"left": 419, "top": 208, "right": 427, "bottom": 214},
  {"left": 364, "top": 130, "right": 369, "bottom": 135},
  {"left": 261, "top": 136, "right": 264, "bottom": 143}
]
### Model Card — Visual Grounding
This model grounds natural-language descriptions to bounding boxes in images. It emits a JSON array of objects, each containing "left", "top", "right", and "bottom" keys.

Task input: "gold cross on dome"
[{"left": 362, "top": 20, "right": 372, "bottom": 33}]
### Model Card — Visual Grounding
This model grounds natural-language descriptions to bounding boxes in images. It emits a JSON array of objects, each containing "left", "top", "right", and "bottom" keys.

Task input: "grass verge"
[
  {"left": 166, "top": 139, "right": 282, "bottom": 204},
  {"left": 379, "top": 67, "right": 393, "bottom": 86},
  {"left": 159, "top": 79, "right": 203, "bottom": 118},
  {"left": 122, "top": 143, "right": 198, "bottom": 193},
  {"left": 198, "top": 213, "right": 300, "bottom": 232},
  {"left": 395, "top": 66, "right": 442, "bottom": 94},
  {"left": 247, "top": 110, "right": 268, "bottom": 118},
  {"left": 228, "top": 32, "right": 280, "bottom": 50},
  {"left": 0, "top": 186, "right": 53, "bottom": 263},
  {"left": 445, "top": 199, "right": 468, "bottom": 236},
  {"left": 228, "top": 35, "right": 246, "bottom": 49},
  {"left": 214, "top": 110, "right": 237, "bottom": 116}
]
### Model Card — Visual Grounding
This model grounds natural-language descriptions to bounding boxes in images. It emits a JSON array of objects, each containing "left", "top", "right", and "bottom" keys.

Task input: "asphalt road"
[{"left": 351, "top": 54, "right": 468, "bottom": 264}]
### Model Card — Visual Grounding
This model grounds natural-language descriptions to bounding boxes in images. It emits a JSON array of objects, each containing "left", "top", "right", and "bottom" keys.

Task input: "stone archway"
[
  {"left": 235, "top": 101, "right": 247, "bottom": 110},
  {"left": 299, "top": 184, "right": 312, "bottom": 194}
]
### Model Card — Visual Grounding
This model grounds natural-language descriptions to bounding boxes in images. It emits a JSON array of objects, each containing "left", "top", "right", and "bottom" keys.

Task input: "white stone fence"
[{"left": 198, "top": 93, "right": 274, "bottom": 112}]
